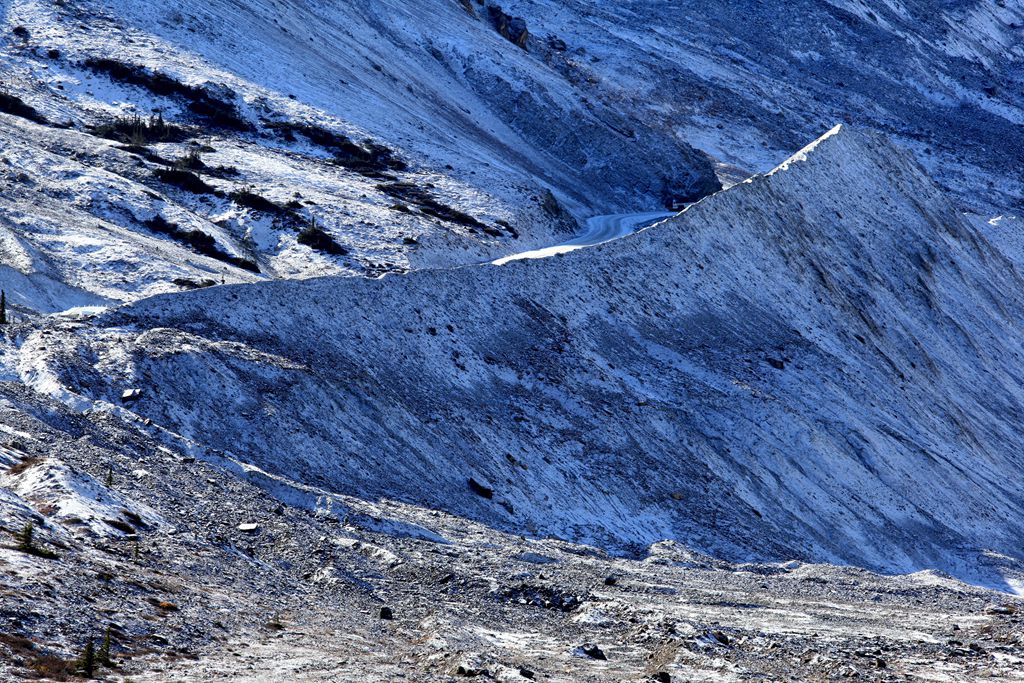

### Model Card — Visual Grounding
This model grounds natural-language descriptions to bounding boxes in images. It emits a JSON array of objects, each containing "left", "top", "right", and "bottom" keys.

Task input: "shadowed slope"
[{"left": 29, "top": 126, "right": 1024, "bottom": 590}]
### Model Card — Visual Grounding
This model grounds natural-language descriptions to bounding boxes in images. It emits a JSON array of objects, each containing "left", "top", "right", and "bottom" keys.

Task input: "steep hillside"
[
  {"left": 489, "top": 0, "right": 1024, "bottom": 213},
  {"left": 86, "top": 0, "right": 722, "bottom": 210},
  {"left": 27, "top": 126, "right": 1024, "bottom": 591},
  {"left": 0, "top": 376, "right": 1020, "bottom": 682},
  {"left": 0, "top": 0, "right": 721, "bottom": 315},
  {"left": 4, "top": 0, "right": 1021, "bottom": 318}
]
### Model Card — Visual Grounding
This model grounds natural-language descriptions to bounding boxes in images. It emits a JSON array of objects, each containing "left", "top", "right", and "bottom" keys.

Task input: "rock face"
[
  {"left": 30, "top": 126, "right": 1024, "bottom": 586},
  {"left": 488, "top": 5, "right": 531, "bottom": 49},
  {"left": 492, "top": 0, "right": 1024, "bottom": 214},
  {"left": 92, "top": 0, "right": 721, "bottom": 213}
]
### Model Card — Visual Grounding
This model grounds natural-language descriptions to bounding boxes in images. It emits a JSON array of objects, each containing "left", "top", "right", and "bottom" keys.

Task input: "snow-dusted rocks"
[
  {"left": 4, "top": 457, "right": 162, "bottom": 539},
  {"left": 121, "top": 388, "right": 142, "bottom": 403}
]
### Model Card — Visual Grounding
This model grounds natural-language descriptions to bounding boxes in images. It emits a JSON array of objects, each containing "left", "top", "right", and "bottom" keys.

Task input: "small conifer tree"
[
  {"left": 14, "top": 521, "right": 56, "bottom": 558},
  {"left": 105, "top": 464, "right": 113, "bottom": 488},
  {"left": 15, "top": 522, "right": 33, "bottom": 552},
  {"left": 98, "top": 626, "right": 113, "bottom": 667},
  {"left": 78, "top": 638, "right": 95, "bottom": 678},
  {"left": 0, "top": 289, "right": 7, "bottom": 325}
]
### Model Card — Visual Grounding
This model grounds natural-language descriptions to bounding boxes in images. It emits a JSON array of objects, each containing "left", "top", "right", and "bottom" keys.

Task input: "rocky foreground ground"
[{"left": 0, "top": 379, "right": 1021, "bottom": 682}]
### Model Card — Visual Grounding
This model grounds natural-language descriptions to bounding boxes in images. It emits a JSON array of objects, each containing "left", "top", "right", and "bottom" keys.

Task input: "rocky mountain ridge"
[{"left": 24, "top": 125, "right": 1024, "bottom": 593}]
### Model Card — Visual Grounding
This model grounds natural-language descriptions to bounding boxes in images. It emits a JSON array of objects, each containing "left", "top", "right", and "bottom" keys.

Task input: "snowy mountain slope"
[
  {"left": 0, "top": 114, "right": 265, "bottom": 312},
  {"left": 84, "top": 0, "right": 721, "bottom": 207},
  {"left": 3, "top": 1, "right": 1024, "bottom": 677},
  {"left": 27, "top": 125, "right": 1024, "bottom": 591},
  {"left": 488, "top": 0, "right": 1024, "bottom": 215},
  {"left": 2, "top": 0, "right": 1019, "bottom": 318},
  {"left": 2, "top": 2, "right": 1024, "bottom": 679},
  {"left": 0, "top": 0, "right": 723, "bottom": 315}
]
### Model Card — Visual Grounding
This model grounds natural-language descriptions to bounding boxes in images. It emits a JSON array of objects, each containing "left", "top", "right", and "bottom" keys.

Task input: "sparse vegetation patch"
[
  {"left": 174, "top": 147, "right": 205, "bottom": 170},
  {"left": 0, "top": 633, "right": 76, "bottom": 681},
  {"left": 377, "top": 182, "right": 488, "bottom": 229},
  {"left": 230, "top": 187, "right": 286, "bottom": 214},
  {"left": 144, "top": 215, "right": 259, "bottom": 272},
  {"left": 0, "top": 89, "right": 48, "bottom": 124},
  {"left": 83, "top": 58, "right": 251, "bottom": 131},
  {"left": 91, "top": 113, "right": 190, "bottom": 145},
  {"left": 267, "top": 121, "right": 407, "bottom": 177},
  {"left": 12, "top": 522, "right": 58, "bottom": 559},
  {"left": 229, "top": 187, "right": 303, "bottom": 228},
  {"left": 297, "top": 217, "right": 348, "bottom": 256},
  {"left": 153, "top": 167, "right": 217, "bottom": 195}
]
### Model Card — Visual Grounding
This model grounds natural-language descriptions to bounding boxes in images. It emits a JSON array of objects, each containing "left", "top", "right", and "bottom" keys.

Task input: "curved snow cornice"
[{"left": 767, "top": 123, "right": 845, "bottom": 177}]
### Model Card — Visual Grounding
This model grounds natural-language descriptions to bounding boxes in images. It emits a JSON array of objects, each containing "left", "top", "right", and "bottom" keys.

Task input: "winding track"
[{"left": 492, "top": 211, "right": 676, "bottom": 266}]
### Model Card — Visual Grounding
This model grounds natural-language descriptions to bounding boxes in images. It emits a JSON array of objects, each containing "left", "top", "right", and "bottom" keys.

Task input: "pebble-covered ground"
[{"left": 1, "top": 380, "right": 1022, "bottom": 682}]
